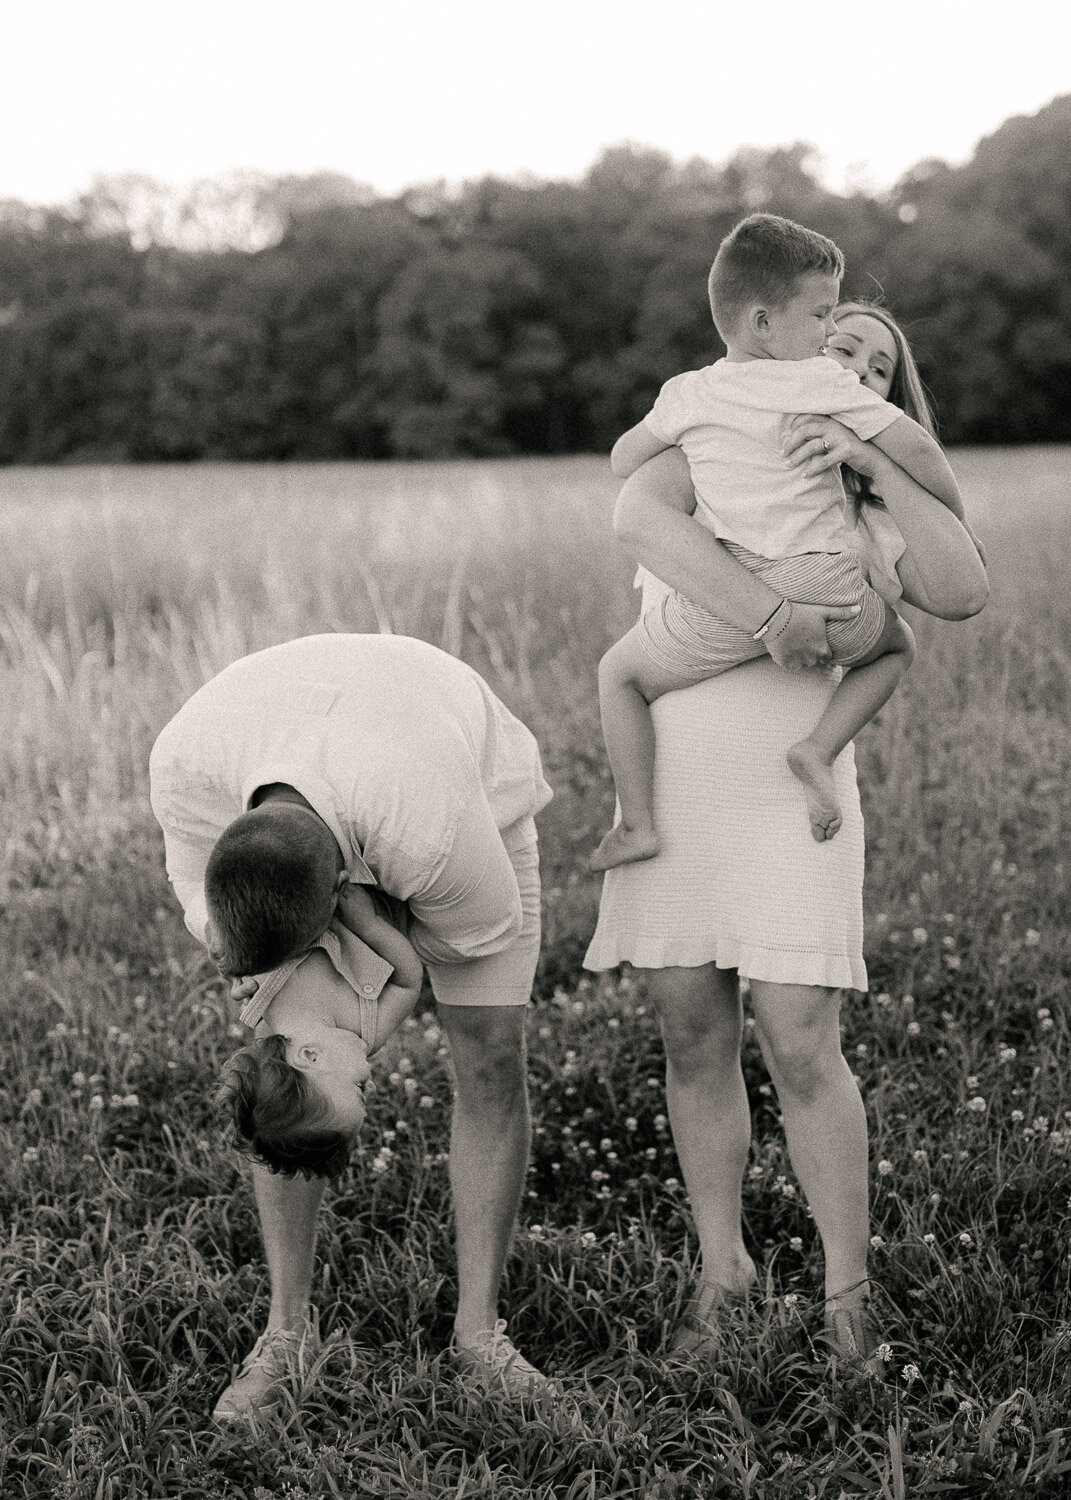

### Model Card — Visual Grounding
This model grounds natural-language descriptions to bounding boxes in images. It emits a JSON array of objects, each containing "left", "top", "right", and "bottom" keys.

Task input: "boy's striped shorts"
[{"left": 637, "top": 542, "right": 889, "bottom": 680}]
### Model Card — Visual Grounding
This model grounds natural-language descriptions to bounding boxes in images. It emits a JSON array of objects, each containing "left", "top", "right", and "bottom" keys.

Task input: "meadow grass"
[{"left": 0, "top": 450, "right": 1069, "bottom": 1497}]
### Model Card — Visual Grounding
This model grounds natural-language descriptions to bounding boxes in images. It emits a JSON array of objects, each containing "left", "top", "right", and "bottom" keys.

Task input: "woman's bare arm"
[
  {"left": 611, "top": 448, "right": 858, "bottom": 669},
  {"left": 784, "top": 416, "right": 989, "bottom": 620}
]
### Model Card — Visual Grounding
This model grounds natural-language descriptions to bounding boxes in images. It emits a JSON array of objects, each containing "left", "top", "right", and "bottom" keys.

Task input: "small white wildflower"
[
  {"left": 580, "top": 1231, "right": 597, "bottom": 1247},
  {"left": 855, "top": 1043, "right": 868, "bottom": 1057},
  {"left": 966, "top": 1096, "right": 987, "bottom": 1113},
  {"left": 645, "top": 1147, "right": 658, "bottom": 1160},
  {"left": 403, "top": 1078, "right": 419, "bottom": 1095},
  {"left": 877, "top": 1159, "right": 893, "bottom": 1176},
  {"left": 370, "top": 1156, "right": 389, "bottom": 1174},
  {"left": 1024, "top": 929, "right": 1041, "bottom": 947},
  {"left": 1037, "top": 1008, "right": 1052, "bottom": 1019},
  {"left": 875, "top": 992, "right": 892, "bottom": 1006},
  {"left": 876, "top": 1342, "right": 893, "bottom": 1363},
  {"left": 122, "top": 1094, "right": 139, "bottom": 1108},
  {"left": 71, "top": 1071, "right": 86, "bottom": 1088},
  {"left": 24, "top": 1089, "right": 43, "bottom": 1110},
  {"left": 529, "top": 1224, "right": 544, "bottom": 1239},
  {"left": 998, "top": 1046, "right": 1017, "bottom": 1064},
  {"left": 906, "top": 1021, "right": 921, "bottom": 1037},
  {"left": 1033, "top": 1116, "right": 1049, "bottom": 1133},
  {"left": 784, "top": 1293, "right": 801, "bottom": 1309},
  {"left": 418, "top": 1095, "right": 435, "bottom": 1110},
  {"left": 1011, "top": 1109, "right": 1025, "bottom": 1123},
  {"left": 958, "top": 1232, "right": 973, "bottom": 1247},
  {"left": 902, "top": 1363, "right": 922, "bottom": 1385},
  {"left": 624, "top": 1116, "right": 638, "bottom": 1132},
  {"left": 653, "top": 1114, "right": 668, "bottom": 1132},
  {"left": 942, "top": 934, "right": 955, "bottom": 949},
  {"left": 870, "top": 1235, "right": 886, "bottom": 1249},
  {"left": 600, "top": 1138, "right": 613, "bottom": 1152},
  {"left": 1040, "top": 1017, "right": 1055, "bottom": 1033},
  {"left": 665, "top": 1178, "right": 679, "bottom": 1189},
  {"left": 912, "top": 927, "right": 928, "bottom": 945},
  {"left": 913, "top": 1148, "right": 928, "bottom": 1163},
  {"left": 607, "top": 1017, "right": 620, "bottom": 1030},
  {"left": 923, "top": 1233, "right": 936, "bottom": 1245},
  {"left": 789, "top": 1236, "right": 803, "bottom": 1251},
  {"left": 22, "top": 1147, "right": 39, "bottom": 1164},
  {"left": 646, "top": 1077, "right": 660, "bottom": 1089},
  {"left": 89, "top": 1095, "right": 104, "bottom": 1111},
  {"left": 109, "top": 1094, "right": 124, "bottom": 1108}
]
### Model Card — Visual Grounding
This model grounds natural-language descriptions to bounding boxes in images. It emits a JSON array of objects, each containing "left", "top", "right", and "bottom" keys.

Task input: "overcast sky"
[{"left": 2, "top": 0, "right": 1067, "bottom": 203}]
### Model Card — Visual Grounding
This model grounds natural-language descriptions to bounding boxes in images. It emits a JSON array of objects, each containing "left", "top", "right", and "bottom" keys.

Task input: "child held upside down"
[{"left": 591, "top": 212, "right": 970, "bottom": 871}]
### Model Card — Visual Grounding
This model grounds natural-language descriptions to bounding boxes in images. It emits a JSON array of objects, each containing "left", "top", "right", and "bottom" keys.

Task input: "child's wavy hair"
[
  {"left": 833, "top": 301, "right": 938, "bottom": 506},
  {"left": 217, "top": 1034, "right": 355, "bottom": 1179}
]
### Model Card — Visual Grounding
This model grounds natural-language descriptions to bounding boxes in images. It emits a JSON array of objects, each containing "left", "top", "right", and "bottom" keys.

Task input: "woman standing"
[{"left": 584, "top": 305, "right": 988, "bottom": 1369}]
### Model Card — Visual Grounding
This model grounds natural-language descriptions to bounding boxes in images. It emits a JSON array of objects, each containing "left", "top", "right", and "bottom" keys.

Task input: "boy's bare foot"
[
  {"left": 786, "top": 741, "right": 842, "bottom": 841},
  {"left": 590, "top": 822, "right": 660, "bottom": 871}
]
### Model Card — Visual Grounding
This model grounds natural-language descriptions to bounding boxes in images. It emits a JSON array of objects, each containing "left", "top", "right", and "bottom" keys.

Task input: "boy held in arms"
[{"left": 592, "top": 212, "right": 968, "bottom": 870}]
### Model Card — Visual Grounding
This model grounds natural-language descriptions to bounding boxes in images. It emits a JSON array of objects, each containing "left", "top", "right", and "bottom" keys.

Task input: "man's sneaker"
[
  {"left": 212, "top": 1326, "right": 313, "bottom": 1422},
  {"left": 452, "top": 1320, "right": 555, "bottom": 1399}
]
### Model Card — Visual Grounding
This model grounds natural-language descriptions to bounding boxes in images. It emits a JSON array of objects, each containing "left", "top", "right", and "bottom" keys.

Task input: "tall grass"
[{"left": 1, "top": 450, "right": 1070, "bottom": 1497}]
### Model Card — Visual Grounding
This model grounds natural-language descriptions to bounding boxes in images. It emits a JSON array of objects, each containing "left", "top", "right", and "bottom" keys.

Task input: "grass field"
[{"left": 1, "top": 450, "right": 1069, "bottom": 1498}]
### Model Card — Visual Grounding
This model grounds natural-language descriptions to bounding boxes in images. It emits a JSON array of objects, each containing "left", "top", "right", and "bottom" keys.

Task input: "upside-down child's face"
[
  {"left": 286, "top": 1025, "right": 373, "bottom": 1133},
  {"left": 825, "top": 314, "right": 899, "bottom": 399},
  {"left": 761, "top": 272, "right": 841, "bottom": 361}
]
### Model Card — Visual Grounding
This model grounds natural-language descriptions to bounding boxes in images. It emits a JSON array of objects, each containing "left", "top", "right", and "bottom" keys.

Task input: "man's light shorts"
[{"left": 638, "top": 543, "right": 889, "bottom": 680}]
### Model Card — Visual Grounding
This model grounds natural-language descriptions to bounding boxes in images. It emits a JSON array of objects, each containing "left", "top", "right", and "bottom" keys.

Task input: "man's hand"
[{"left": 763, "top": 600, "right": 861, "bottom": 671}]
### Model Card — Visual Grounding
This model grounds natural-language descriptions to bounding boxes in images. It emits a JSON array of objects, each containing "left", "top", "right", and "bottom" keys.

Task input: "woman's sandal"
[{"left": 824, "top": 1299, "right": 891, "bottom": 1380}]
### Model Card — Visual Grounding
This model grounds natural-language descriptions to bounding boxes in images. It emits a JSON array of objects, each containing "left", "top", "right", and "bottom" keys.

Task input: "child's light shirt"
[
  {"left": 238, "top": 919, "right": 393, "bottom": 1048},
  {"left": 644, "top": 356, "right": 902, "bottom": 558}
]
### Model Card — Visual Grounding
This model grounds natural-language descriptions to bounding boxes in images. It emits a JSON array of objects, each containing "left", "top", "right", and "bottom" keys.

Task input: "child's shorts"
[{"left": 637, "top": 542, "right": 889, "bottom": 680}]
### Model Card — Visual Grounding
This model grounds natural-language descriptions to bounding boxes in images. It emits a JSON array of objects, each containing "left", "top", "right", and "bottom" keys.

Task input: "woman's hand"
[
  {"left": 229, "top": 976, "right": 259, "bottom": 1003},
  {"left": 763, "top": 600, "right": 861, "bottom": 671},
  {"left": 783, "top": 414, "right": 872, "bottom": 477}
]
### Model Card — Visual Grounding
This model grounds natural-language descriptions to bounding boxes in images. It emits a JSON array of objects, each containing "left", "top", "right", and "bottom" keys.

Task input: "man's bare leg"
[
  {"left": 212, "top": 1165, "right": 327, "bottom": 1420},
  {"left": 438, "top": 1004, "right": 530, "bottom": 1341},
  {"left": 253, "top": 1163, "right": 327, "bottom": 1331}
]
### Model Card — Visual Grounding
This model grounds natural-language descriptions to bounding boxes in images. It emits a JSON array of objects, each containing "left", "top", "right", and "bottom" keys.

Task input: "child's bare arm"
[
  {"left": 335, "top": 885, "right": 424, "bottom": 1051},
  {"left": 611, "top": 420, "right": 671, "bottom": 479},
  {"left": 870, "top": 416, "right": 966, "bottom": 521}
]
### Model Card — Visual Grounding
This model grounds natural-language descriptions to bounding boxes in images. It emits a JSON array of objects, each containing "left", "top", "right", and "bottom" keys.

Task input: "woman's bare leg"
[
  {"left": 749, "top": 981, "right": 870, "bottom": 1311},
  {"left": 644, "top": 963, "right": 757, "bottom": 1314}
]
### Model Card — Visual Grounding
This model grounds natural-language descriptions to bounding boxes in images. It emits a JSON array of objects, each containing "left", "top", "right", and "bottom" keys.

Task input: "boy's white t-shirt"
[{"left": 644, "top": 356, "right": 902, "bottom": 558}]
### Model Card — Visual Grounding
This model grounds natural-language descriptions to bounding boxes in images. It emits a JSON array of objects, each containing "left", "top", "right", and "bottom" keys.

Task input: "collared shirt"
[
  {"left": 644, "top": 356, "right": 901, "bottom": 558},
  {"left": 149, "top": 633, "right": 552, "bottom": 961},
  {"left": 239, "top": 920, "right": 393, "bottom": 1048}
]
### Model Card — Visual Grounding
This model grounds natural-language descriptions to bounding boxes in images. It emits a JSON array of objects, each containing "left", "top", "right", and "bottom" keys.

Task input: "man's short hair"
[
  {"left": 217, "top": 1034, "right": 355, "bottom": 1179},
  {"left": 205, "top": 810, "right": 335, "bottom": 976},
  {"left": 707, "top": 212, "right": 844, "bottom": 342}
]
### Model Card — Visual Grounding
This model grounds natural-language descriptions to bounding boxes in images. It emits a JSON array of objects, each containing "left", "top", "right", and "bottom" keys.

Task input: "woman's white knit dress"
[{"left": 583, "top": 556, "right": 886, "bottom": 992}]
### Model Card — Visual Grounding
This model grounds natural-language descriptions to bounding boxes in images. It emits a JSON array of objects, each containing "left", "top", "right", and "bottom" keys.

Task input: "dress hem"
[{"left": 582, "top": 935, "right": 867, "bottom": 993}]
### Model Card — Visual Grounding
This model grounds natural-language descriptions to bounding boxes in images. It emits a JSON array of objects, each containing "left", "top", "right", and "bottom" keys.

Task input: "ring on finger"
[{"left": 821, "top": 437, "right": 830, "bottom": 453}]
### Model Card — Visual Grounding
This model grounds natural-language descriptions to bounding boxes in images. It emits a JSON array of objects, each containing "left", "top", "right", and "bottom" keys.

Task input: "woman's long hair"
[{"left": 834, "top": 301, "right": 937, "bottom": 506}]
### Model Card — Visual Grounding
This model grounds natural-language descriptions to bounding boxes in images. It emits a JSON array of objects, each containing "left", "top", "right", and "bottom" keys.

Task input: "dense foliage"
[{"left": 1, "top": 95, "right": 1070, "bottom": 463}]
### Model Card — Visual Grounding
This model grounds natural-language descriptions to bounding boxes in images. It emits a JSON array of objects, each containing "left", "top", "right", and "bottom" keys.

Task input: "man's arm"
[
  {"left": 869, "top": 415, "right": 966, "bottom": 521},
  {"left": 611, "top": 419, "right": 671, "bottom": 479}
]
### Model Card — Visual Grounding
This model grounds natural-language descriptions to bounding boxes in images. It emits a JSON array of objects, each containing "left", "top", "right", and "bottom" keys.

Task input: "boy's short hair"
[
  {"left": 708, "top": 213, "right": 845, "bottom": 341},
  {"left": 205, "top": 812, "right": 334, "bottom": 976},
  {"left": 217, "top": 1034, "right": 355, "bottom": 1179}
]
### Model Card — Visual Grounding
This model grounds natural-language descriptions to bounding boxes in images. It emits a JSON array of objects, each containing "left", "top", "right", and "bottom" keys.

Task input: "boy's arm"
[
  {"left": 611, "top": 419, "right": 670, "bottom": 479},
  {"left": 335, "top": 886, "right": 424, "bottom": 1051},
  {"left": 869, "top": 415, "right": 966, "bottom": 521}
]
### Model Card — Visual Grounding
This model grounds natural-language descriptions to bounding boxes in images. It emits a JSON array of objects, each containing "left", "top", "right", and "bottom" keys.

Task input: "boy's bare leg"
[
  {"left": 788, "top": 609, "right": 915, "bottom": 842},
  {"left": 592, "top": 629, "right": 695, "bottom": 871}
]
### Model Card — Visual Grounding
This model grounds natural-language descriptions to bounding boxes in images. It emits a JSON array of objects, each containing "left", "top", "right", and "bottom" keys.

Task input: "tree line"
[{"left": 1, "top": 94, "right": 1069, "bottom": 463}]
